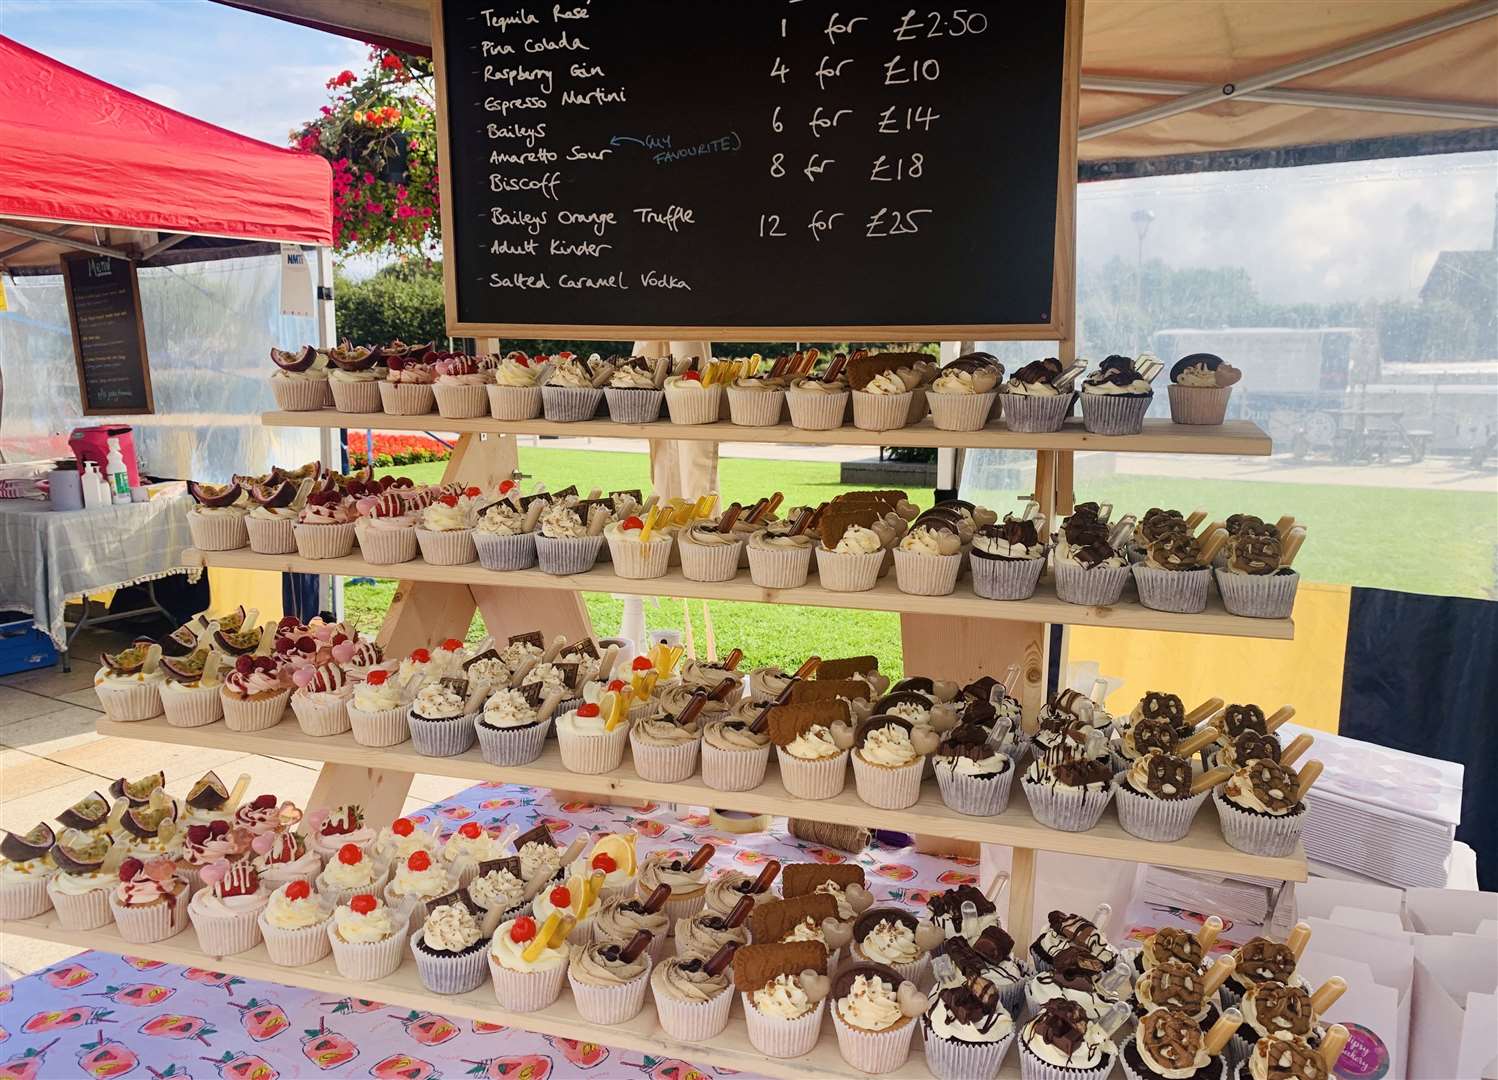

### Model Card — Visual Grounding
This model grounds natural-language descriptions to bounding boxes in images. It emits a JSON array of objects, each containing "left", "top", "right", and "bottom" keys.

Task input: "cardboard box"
[
  {"left": 1302, "top": 918, "right": 1413, "bottom": 1078},
  {"left": 1409, "top": 936, "right": 1498, "bottom": 1080}
]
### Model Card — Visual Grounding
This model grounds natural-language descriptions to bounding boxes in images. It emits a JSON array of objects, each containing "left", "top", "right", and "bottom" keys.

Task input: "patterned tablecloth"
[{"left": 0, "top": 781, "right": 981, "bottom": 1080}]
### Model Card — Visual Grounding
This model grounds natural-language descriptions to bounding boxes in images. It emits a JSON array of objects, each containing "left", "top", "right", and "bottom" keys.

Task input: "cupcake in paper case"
[
  {"left": 768, "top": 698, "right": 855, "bottom": 800},
  {"left": 662, "top": 372, "right": 722, "bottom": 425},
  {"left": 245, "top": 505, "right": 297, "bottom": 554},
  {"left": 1052, "top": 540, "right": 1132, "bottom": 608},
  {"left": 1214, "top": 757, "right": 1315, "bottom": 857},
  {"left": 727, "top": 376, "right": 788, "bottom": 426},
  {"left": 849, "top": 907, "right": 944, "bottom": 989},
  {"left": 970, "top": 513, "right": 1048, "bottom": 601},
  {"left": 1223, "top": 933, "right": 1309, "bottom": 1009},
  {"left": 440, "top": 820, "right": 510, "bottom": 886},
  {"left": 1168, "top": 353, "right": 1242, "bottom": 426},
  {"left": 488, "top": 354, "right": 546, "bottom": 420},
  {"left": 675, "top": 908, "right": 751, "bottom": 963},
  {"left": 700, "top": 718, "right": 772, "bottom": 790},
  {"left": 569, "top": 934, "right": 655, "bottom": 1023},
  {"left": 924, "top": 975, "right": 1017, "bottom": 1080},
  {"left": 1022, "top": 757, "right": 1115, "bottom": 832},
  {"left": 1079, "top": 354, "right": 1159, "bottom": 436},
  {"left": 107, "top": 856, "right": 190, "bottom": 944},
  {"left": 475, "top": 687, "right": 557, "bottom": 766},
  {"left": 541, "top": 353, "right": 612, "bottom": 420},
  {"left": 45, "top": 833, "right": 115, "bottom": 930},
  {"left": 0, "top": 825, "right": 56, "bottom": 921},
  {"left": 347, "top": 669, "right": 410, "bottom": 747},
  {"left": 251, "top": 829, "right": 322, "bottom": 892},
  {"left": 746, "top": 528, "right": 815, "bottom": 588},
  {"left": 327, "top": 892, "right": 408, "bottom": 980},
  {"left": 1000, "top": 357, "right": 1078, "bottom": 433},
  {"left": 652, "top": 951, "right": 736, "bottom": 1041},
  {"left": 927, "top": 352, "right": 1004, "bottom": 431},
  {"left": 932, "top": 926, "right": 1031, "bottom": 1016},
  {"left": 314, "top": 841, "right": 386, "bottom": 907},
  {"left": 257, "top": 880, "right": 333, "bottom": 966},
  {"left": 1017, "top": 999, "right": 1119, "bottom": 1080},
  {"left": 93, "top": 640, "right": 166, "bottom": 722},
  {"left": 353, "top": 491, "right": 418, "bottom": 565},
  {"left": 187, "top": 859, "right": 269, "bottom": 956},
  {"left": 594, "top": 892, "right": 672, "bottom": 965},
  {"left": 386, "top": 849, "right": 458, "bottom": 923},
  {"left": 533, "top": 501, "right": 606, "bottom": 575},
  {"left": 432, "top": 356, "right": 493, "bottom": 419},
  {"left": 1134, "top": 528, "right": 1218, "bottom": 613},
  {"left": 814, "top": 521, "right": 886, "bottom": 592},
  {"left": 269, "top": 345, "right": 332, "bottom": 410},
  {"left": 411, "top": 891, "right": 490, "bottom": 994},
  {"left": 635, "top": 847, "right": 712, "bottom": 925},
  {"left": 1132, "top": 957, "right": 1229, "bottom": 1040},
  {"left": 414, "top": 491, "right": 479, "bottom": 565},
  {"left": 1215, "top": 521, "right": 1302, "bottom": 619},
  {"left": 467, "top": 858, "right": 533, "bottom": 926},
  {"left": 379, "top": 357, "right": 437, "bottom": 415},
  {"left": 1026, "top": 948, "right": 1128, "bottom": 1022},
  {"left": 472, "top": 494, "right": 539, "bottom": 570},
  {"left": 293, "top": 489, "right": 357, "bottom": 559},
  {"left": 159, "top": 647, "right": 228, "bottom": 727},
  {"left": 1228, "top": 979, "right": 1342, "bottom": 1071},
  {"left": 733, "top": 940, "right": 833, "bottom": 1057},
  {"left": 892, "top": 523, "right": 963, "bottom": 596},
  {"left": 934, "top": 726, "right": 1017, "bottom": 816},
  {"left": 489, "top": 913, "right": 572, "bottom": 1012},
  {"left": 851, "top": 365, "right": 919, "bottom": 432},
  {"left": 786, "top": 375, "right": 850, "bottom": 429},
  {"left": 555, "top": 701, "right": 630, "bottom": 773},
  {"left": 604, "top": 516, "right": 674, "bottom": 578},
  {"left": 677, "top": 520, "right": 745, "bottom": 582},
  {"left": 406, "top": 678, "right": 479, "bottom": 757},
  {"left": 1228, "top": 1031, "right": 1332, "bottom": 1080},
  {"left": 850, "top": 716, "right": 937, "bottom": 810},
  {"left": 219, "top": 657, "right": 291, "bottom": 733},
  {"left": 829, "top": 962, "right": 925, "bottom": 1073},
  {"left": 630, "top": 710, "right": 704, "bottom": 783},
  {"left": 524, "top": 874, "right": 598, "bottom": 946},
  {"left": 327, "top": 345, "right": 386, "bottom": 413},
  {"left": 1114, "top": 751, "right": 1215, "bottom": 841},
  {"left": 1030, "top": 908, "right": 1121, "bottom": 974},
  {"left": 605, "top": 359, "right": 666, "bottom": 423},
  {"left": 289, "top": 665, "right": 354, "bottom": 738}
]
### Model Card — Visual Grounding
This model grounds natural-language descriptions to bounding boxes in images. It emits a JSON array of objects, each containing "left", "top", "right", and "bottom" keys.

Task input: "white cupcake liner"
[
  {"left": 290, "top": 693, "right": 351, "bottom": 737},
  {"left": 1001, "top": 394, "right": 1073, "bottom": 433},
  {"left": 776, "top": 747, "right": 849, "bottom": 800},
  {"left": 607, "top": 534, "right": 673, "bottom": 579},
  {"left": 271, "top": 377, "right": 330, "bottom": 412},
  {"left": 487, "top": 384, "right": 543, "bottom": 421},
  {"left": 1022, "top": 777, "right": 1116, "bottom": 832},
  {"left": 1133, "top": 565, "right": 1211, "bottom": 614},
  {"left": 663, "top": 384, "right": 723, "bottom": 425},
  {"left": 109, "top": 893, "right": 190, "bottom": 943},
  {"left": 1018, "top": 1039, "right": 1115, "bottom": 1080},
  {"left": 727, "top": 387, "right": 787, "bottom": 427},
  {"left": 935, "top": 759, "right": 1016, "bottom": 817},
  {"left": 652, "top": 972, "right": 734, "bottom": 1040},
  {"left": 95, "top": 679, "right": 164, "bottom": 722},
  {"left": 328, "top": 923, "right": 408, "bottom": 979},
  {"left": 473, "top": 530, "right": 538, "bottom": 571},
  {"left": 354, "top": 523, "right": 417, "bottom": 565},
  {"left": 245, "top": 515, "right": 297, "bottom": 555},
  {"left": 700, "top": 742, "right": 771, "bottom": 791},
  {"left": 415, "top": 527, "right": 477, "bottom": 566},
  {"left": 743, "top": 995, "right": 827, "bottom": 1057},
  {"left": 630, "top": 731, "right": 702, "bottom": 782},
  {"left": 433, "top": 382, "right": 490, "bottom": 419},
  {"left": 407, "top": 712, "right": 477, "bottom": 757},
  {"left": 258, "top": 914, "right": 333, "bottom": 966},
  {"left": 1215, "top": 569, "right": 1300, "bottom": 619},
  {"left": 0, "top": 876, "right": 52, "bottom": 920},
  {"left": 814, "top": 547, "right": 884, "bottom": 592},
  {"left": 221, "top": 689, "right": 289, "bottom": 732},
  {"left": 787, "top": 388, "right": 849, "bottom": 430},
  {"left": 46, "top": 882, "right": 112, "bottom": 929},
  {"left": 558, "top": 723, "right": 631, "bottom": 774},
  {"left": 1113, "top": 781, "right": 1211, "bottom": 842},
  {"left": 893, "top": 549, "right": 962, "bottom": 596},
  {"left": 928, "top": 391, "right": 997, "bottom": 431},
  {"left": 748, "top": 544, "right": 813, "bottom": 588},
  {"left": 348, "top": 703, "right": 411, "bottom": 747},
  {"left": 926, "top": 1030, "right": 1014, "bottom": 1080},
  {"left": 329, "top": 378, "right": 382, "bottom": 414},
  {"left": 604, "top": 387, "right": 665, "bottom": 424},
  {"left": 570, "top": 962, "right": 653, "bottom": 1024},
  {"left": 379, "top": 381, "right": 435, "bottom": 416},
  {"left": 187, "top": 512, "right": 248, "bottom": 552},
  {"left": 1168, "top": 383, "right": 1232, "bottom": 426},
  {"left": 534, "top": 534, "right": 604, "bottom": 575},
  {"left": 476, "top": 718, "right": 551, "bottom": 766},
  {"left": 852, "top": 754, "right": 925, "bottom": 810},
  {"left": 832, "top": 1010, "right": 918, "bottom": 1073},
  {"left": 293, "top": 522, "right": 356, "bottom": 560},
  {"left": 1081, "top": 392, "right": 1152, "bottom": 435},
  {"left": 1052, "top": 561, "right": 1130, "bottom": 606},
  {"left": 488, "top": 954, "right": 568, "bottom": 1012},
  {"left": 1213, "top": 790, "right": 1307, "bottom": 857},
  {"left": 189, "top": 906, "right": 264, "bottom": 956},
  {"left": 971, "top": 556, "right": 1046, "bottom": 601},
  {"left": 852, "top": 390, "right": 913, "bottom": 431},
  {"left": 679, "top": 539, "right": 743, "bottom": 582},
  {"left": 542, "top": 385, "right": 604, "bottom": 422},
  {"left": 412, "top": 932, "right": 490, "bottom": 994}
]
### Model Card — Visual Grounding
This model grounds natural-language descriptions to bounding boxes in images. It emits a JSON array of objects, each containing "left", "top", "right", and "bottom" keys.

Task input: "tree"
[{"left": 334, "top": 263, "right": 446, "bottom": 345}]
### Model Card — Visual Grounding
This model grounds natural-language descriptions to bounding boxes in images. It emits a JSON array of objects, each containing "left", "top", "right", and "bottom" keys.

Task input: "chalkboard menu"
[
  {"left": 434, "top": 0, "right": 1078, "bottom": 340},
  {"left": 60, "top": 253, "right": 154, "bottom": 414}
]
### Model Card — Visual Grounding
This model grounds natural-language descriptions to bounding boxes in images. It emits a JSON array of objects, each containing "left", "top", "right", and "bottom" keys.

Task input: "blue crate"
[{"left": 0, "top": 612, "right": 58, "bottom": 676}]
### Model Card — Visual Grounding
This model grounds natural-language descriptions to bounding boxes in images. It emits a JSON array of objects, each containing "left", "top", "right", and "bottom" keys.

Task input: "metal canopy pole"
[
  {"left": 0, "top": 221, "right": 134, "bottom": 260},
  {"left": 312, "top": 244, "right": 342, "bottom": 619}
]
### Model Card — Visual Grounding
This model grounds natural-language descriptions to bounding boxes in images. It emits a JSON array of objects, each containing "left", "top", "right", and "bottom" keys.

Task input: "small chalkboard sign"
[
  {"left": 61, "top": 253, "right": 154, "bottom": 415},
  {"left": 432, "top": 0, "right": 1080, "bottom": 341}
]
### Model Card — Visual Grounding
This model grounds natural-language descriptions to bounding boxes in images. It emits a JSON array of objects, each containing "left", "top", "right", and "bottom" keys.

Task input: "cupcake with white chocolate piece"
[
  {"left": 892, "top": 519, "right": 964, "bottom": 596},
  {"left": 768, "top": 699, "right": 854, "bottom": 800},
  {"left": 928, "top": 351, "right": 1003, "bottom": 431},
  {"left": 734, "top": 941, "right": 833, "bottom": 1058},
  {"left": 849, "top": 906, "right": 943, "bottom": 988},
  {"left": 1168, "top": 352, "right": 1242, "bottom": 426},
  {"left": 829, "top": 962, "right": 927, "bottom": 1073},
  {"left": 1081, "top": 353, "right": 1160, "bottom": 436}
]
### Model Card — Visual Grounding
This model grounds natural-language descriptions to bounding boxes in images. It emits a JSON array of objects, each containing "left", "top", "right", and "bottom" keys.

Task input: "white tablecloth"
[{"left": 0, "top": 495, "right": 197, "bottom": 646}]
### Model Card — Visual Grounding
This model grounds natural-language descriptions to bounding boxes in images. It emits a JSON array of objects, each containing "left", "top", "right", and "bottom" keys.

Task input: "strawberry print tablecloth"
[{"left": 0, "top": 780, "right": 980, "bottom": 1080}]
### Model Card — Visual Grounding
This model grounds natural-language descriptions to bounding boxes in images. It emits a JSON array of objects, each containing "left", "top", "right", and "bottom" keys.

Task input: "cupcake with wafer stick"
[
  {"left": 735, "top": 940, "right": 833, "bottom": 1056},
  {"left": 768, "top": 700, "right": 855, "bottom": 800},
  {"left": 1223, "top": 924, "right": 1313, "bottom": 1007},
  {"left": 677, "top": 501, "right": 749, "bottom": 582},
  {"left": 1216, "top": 520, "right": 1305, "bottom": 619},
  {"left": 1113, "top": 729, "right": 1228, "bottom": 842},
  {"left": 1124, "top": 1005, "right": 1242, "bottom": 1080},
  {"left": 596, "top": 883, "right": 673, "bottom": 963},
  {"left": 570, "top": 928, "right": 657, "bottom": 1024},
  {"left": 1214, "top": 743, "right": 1323, "bottom": 857},
  {"left": 1132, "top": 916, "right": 1224, "bottom": 977},
  {"left": 604, "top": 356, "right": 667, "bottom": 424},
  {"left": 1132, "top": 952, "right": 1236, "bottom": 1034},
  {"left": 1211, "top": 706, "right": 1297, "bottom": 771},
  {"left": 635, "top": 844, "right": 714, "bottom": 924},
  {"left": 1229, "top": 976, "right": 1347, "bottom": 1069},
  {"left": 1114, "top": 695, "right": 1221, "bottom": 770},
  {"left": 1232, "top": 1024, "right": 1347, "bottom": 1080},
  {"left": 1133, "top": 522, "right": 1230, "bottom": 614},
  {"left": 702, "top": 859, "right": 780, "bottom": 919}
]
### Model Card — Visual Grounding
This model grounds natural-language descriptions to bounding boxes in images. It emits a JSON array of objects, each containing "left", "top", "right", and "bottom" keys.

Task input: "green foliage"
[{"left": 334, "top": 263, "right": 446, "bottom": 346}]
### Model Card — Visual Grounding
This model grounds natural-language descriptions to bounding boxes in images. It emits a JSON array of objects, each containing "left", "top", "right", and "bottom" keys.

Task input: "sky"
[{"left": 2, "top": 0, "right": 1494, "bottom": 304}]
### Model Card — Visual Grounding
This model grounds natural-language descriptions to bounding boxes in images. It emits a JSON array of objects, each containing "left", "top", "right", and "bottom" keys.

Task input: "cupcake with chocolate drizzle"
[
  {"left": 932, "top": 926, "right": 1030, "bottom": 1012},
  {"left": 1016, "top": 998, "right": 1123, "bottom": 1080},
  {"left": 1214, "top": 756, "right": 1323, "bottom": 858},
  {"left": 1229, "top": 976, "right": 1346, "bottom": 1069},
  {"left": 924, "top": 973, "right": 1017, "bottom": 1080},
  {"left": 971, "top": 504, "right": 1049, "bottom": 600},
  {"left": 1114, "top": 741, "right": 1230, "bottom": 843},
  {"left": 1051, "top": 506, "right": 1136, "bottom": 608},
  {"left": 1001, "top": 357, "right": 1082, "bottom": 434},
  {"left": 1028, "top": 945, "right": 1127, "bottom": 1021},
  {"left": 1022, "top": 755, "right": 1116, "bottom": 832},
  {"left": 1031, "top": 908, "right": 1118, "bottom": 973},
  {"left": 1080, "top": 353, "right": 1161, "bottom": 436},
  {"left": 934, "top": 724, "right": 1016, "bottom": 816}
]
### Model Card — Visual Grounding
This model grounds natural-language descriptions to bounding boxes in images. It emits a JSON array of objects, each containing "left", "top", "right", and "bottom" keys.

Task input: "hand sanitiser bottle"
[{"left": 106, "top": 437, "right": 131, "bottom": 504}]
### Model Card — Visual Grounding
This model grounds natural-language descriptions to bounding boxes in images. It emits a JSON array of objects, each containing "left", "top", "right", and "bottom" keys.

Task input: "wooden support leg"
[
  {"left": 305, "top": 762, "right": 414, "bottom": 824},
  {"left": 1008, "top": 846, "right": 1038, "bottom": 945}
]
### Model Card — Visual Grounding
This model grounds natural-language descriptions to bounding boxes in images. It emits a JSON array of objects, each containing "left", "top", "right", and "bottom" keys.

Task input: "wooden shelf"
[
  {"left": 97, "top": 715, "right": 1308, "bottom": 883},
  {"left": 263, "top": 409, "right": 1273, "bottom": 456},
  {"left": 183, "top": 548, "right": 1294, "bottom": 641},
  {"left": 0, "top": 910, "right": 978, "bottom": 1080}
]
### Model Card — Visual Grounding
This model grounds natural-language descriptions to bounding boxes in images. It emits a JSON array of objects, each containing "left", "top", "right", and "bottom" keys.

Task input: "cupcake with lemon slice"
[
  {"left": 555, "top": 687, "right": 634, "bottom": 774},
  {"left": 530, "top": 867, "right": 609, "bottom": 945},
  {"left": 489, "top": 910, "right": 574, "bottom": 1012},
  {"left": 573, "top": 832, "right": 638, "bottom": 902}
]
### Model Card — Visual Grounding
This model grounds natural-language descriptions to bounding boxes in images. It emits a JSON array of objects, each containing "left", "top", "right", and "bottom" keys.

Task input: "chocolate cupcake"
[
  {"left": 924, "top": 976, "right": 1017, "bottom": 1080},
  {"left": 934, "top": 725, "right": 1016, "bottom": 816}
]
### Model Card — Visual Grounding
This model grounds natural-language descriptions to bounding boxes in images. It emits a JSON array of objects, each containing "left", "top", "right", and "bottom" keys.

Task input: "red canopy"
[{"left": 0, "top": 34, "right": 332, "bottom": 256}]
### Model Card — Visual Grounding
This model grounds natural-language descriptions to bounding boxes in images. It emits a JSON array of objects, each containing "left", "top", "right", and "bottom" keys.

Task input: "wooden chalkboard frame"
[
  {"left": 431, "top": 0, "right": 1082, "bottom": 343},
  {"left": 60, "top": 251, "right": 155, "bottom": 415}
]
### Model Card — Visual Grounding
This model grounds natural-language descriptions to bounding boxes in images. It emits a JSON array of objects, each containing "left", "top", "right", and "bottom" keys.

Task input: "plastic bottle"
[
  {"left": 81, "top": 463, "right": 106, "bottom": 508},
  {"left": 106, "top": 437, "right": 131, "bottom": 504}
]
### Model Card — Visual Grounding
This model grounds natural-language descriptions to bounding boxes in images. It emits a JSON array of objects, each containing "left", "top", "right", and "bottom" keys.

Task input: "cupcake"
[
  {"left": 159, "top": 648, "right": 226, "bottom": 728},
  {"left": 924, "top": 977, "right": 1017, "bottom": 1080},
  {"left": 727, "top": 371, "right": 788, "bottom": 426},
  {"left": 604, "top": 514, "right": 674, "bottom": 578},
  {"left": 652, "top": 950, "right": 736, "bottom": 1041},
  {"left": 293, "top": 491, "right": 356, "bottom": 559},
  {"left": 411, "top": 891, "right": 489, "bottom": 993},
  {"left": 1233, "top": 1032, "right": 1330, "bottom": 1080},
  {"left": 630, "top": 710, "right": 703, "bottom": 783},
  {"left": 232, "top": 792, "right": 294, "bottom": 837},
  {"left": 574, "top": 833, "right": 639, "bottom": 902},
  {"left": 971, "top": 513, "right": 1048, "bottom": 601},
  {"left": 93, "top": 642, "right": 165, "bottom": 722},
  {"left": 1030, "top": 909, "right": 1119, "bottom": 973},
  {"left": 787, "top": 371, "right": 850, "bottom": 430},
  {"left": 752, "top": 894, "right": 852, "bottom": 969},
  {"left": 814, "top": 520, "right": 886, "bottom": 592},
  {"left": 348, "top": 669, "right": 409, "bottom": 747},
  {"left": 415, "top": 491, "right": 479, "bottom": 565},
  {"left": 735, "top": 941, "right": 832, "bottom": 1057},
  {"left": 594, "top": 892, "right": 671, "bottom": 965},
  {"left": 1052, "top": 507, "right": 1133, "bottom": 607},
  {"left": 541, "top": 353, "right": 610, "bottom": 421},
  {"left": 257, "top": 879, "right": 333, "bottom": 966},
  {"left": 1, "top": 829, "right": 54, "bottom": 918},
  {"left": 927, "top": 352, "right": 1003, "bottom": 431},
  {"left": 108, "top": 856, "right": 189, "bottom": 943},
  {"left": 851, "top": 368, "right": 918, "bottom": 431},
  {"left": 1000, "top": 357, "right": 1078, "bottom": 433},
  {"left": 303, "top": 805, "right": 374, "bottom": 863},
  {"left": 770, "top": 703, "right": 854, "bottom": 800},
  {"left": 1026, "top": 947, "right": 1124, "bottom": 1020},
  {"left": 892, "top": 523, "right": 963, "bottom": 596},
  {"left": 245, "top": 501, "right": 298, "bottom": 555},
  {"left": 269, "top": 345, "right": 331, "bottom": 410},
  {"left": 1134, "top": 530, "right": 1220, "bottom": 614},
  {"left": 675, "top": 907, "right": 751, "bottom": 963},
  {"left": 172, "top": 818, "right": 249, "bottom": 892},
  {"left": 1134, "top": 959, "right": 1226, "bottom": 1031},
  {"left": 533, "top": 501, "right": 606, "bottom": 575},
  {"left": 488, "top": 353, "right": 546, "bottom": 420},
  {"left": 926, "top": 883, "right": 999, "bottom": 940},
  {"left": 1214, "top": 758, "right": 1318, "bottom": 857},
  {"left": 1168, "top": 353, "right": 1241, "bottom": 426},
  {"left": 829, "top": 963, "right": 925, "bottom": 1073},
  {"left": 1115, "top": 751, "right": 1215, "bottom": 841},
  {"left": 489, "top": 912, "right": 571, "bottom": 1012},
  {"left": 289, "top": 663, "right": 353, "bottom": 737},
  {"left": 188, "top": 859, "right": 269, "bottom": 956},
  {"left": 327, "top": 892, "right": 407, "bottom": 979},
  {"left": 604, "top": 359, "right": 665, "bottom": 423},
  {"left": 407, "top": 678, "right": 479, "bottom": 757},
  {"left": 700, "top": 717, "right": 772, "bottom": 790},
  {"left": 1230, "top": 979, "right": 1343, "bottom": 1068},
  {"left": 516, "top": 829, "right": 566, "bottom": 885},
  {"left": 375, "top": 816, "right": 442, "bottom": 866},
  {"left": 1216, "top": 523, "right": 1302, "bottom": 619},
  {"left": 1135, "top": 921, "right": 1219, "bottom": 976},
  {"left": 379, "top": 354, "right": 437, "bottom": 415},
  {"left": 314, "top": 842, "right": 386, "bottom": 907},
  {"left": 635, "top": 847, "right": 711, "bottom": 924},
  {"left": 220, "top": 656, "right": 290, "bottom": 732},
  {"left": 1225, "top": 933, "right": 1307, "bottom": 1008},
  {"left": 327, "top": 344, "right": 386, "bottom": 413},
  {"left": 663, "top": 370, "right": 721, "bottom": 425},
  {"left": 934, "top": 726, "right": 1016, "bottom": 816},
  {"left": 386, "top": 849, "right": 457, "bottom": 924},
  {"left": 570, "top": 934, "right": 654, "bottom": 1023},
  {"left": 44, "top": 830, "right": 113, "bottom": 929},
  {"left": 432, "top": 355, "right": 493, "bottom": 419},
  {"left": 1016, "top": 999, "right": 1118, "bottom": 1080},
  {"left": 1080, "top": 354, "right": 1158, "bottom": 436},
  {"left": 440, "top": 821, "right": 510, "bottom": 886},
  {"left": 526, "top": 873, "right": 601, "bottom": 946},
  {"left": 353, "top": 491, "right": 417, "bottom": 565},
  {"left": 849, "top": 908, "right": 943, "bottom": 988},
  {"left": 251, "top": 829, "right": 321, "bottom": 891},
  {"left": 472, "top": 494, "right": 539, "bottom": 571},
  {"left": 1127, "top": 1009, "right": 1232, "bottom": 1080},
  {"left": 851, "top": 717, "right": 937, "bottom": 810},
  {"left": 932, "top": 927, "right": 1030, "bottom": 1014},
  {"left": 556, "top": 699, "right": 630, "bottom": 774},
  {"left": 701, "top": 864, "right": 779, "bottom": 920},
  {"left": 468, "top": 858, "right": 532, "bottom": 924},
  {"left": 677, "top": 519, "right": 745, "bottom": 582},
  {"left": 475, "top": 686, "right": 557, "bottom": 766}
]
